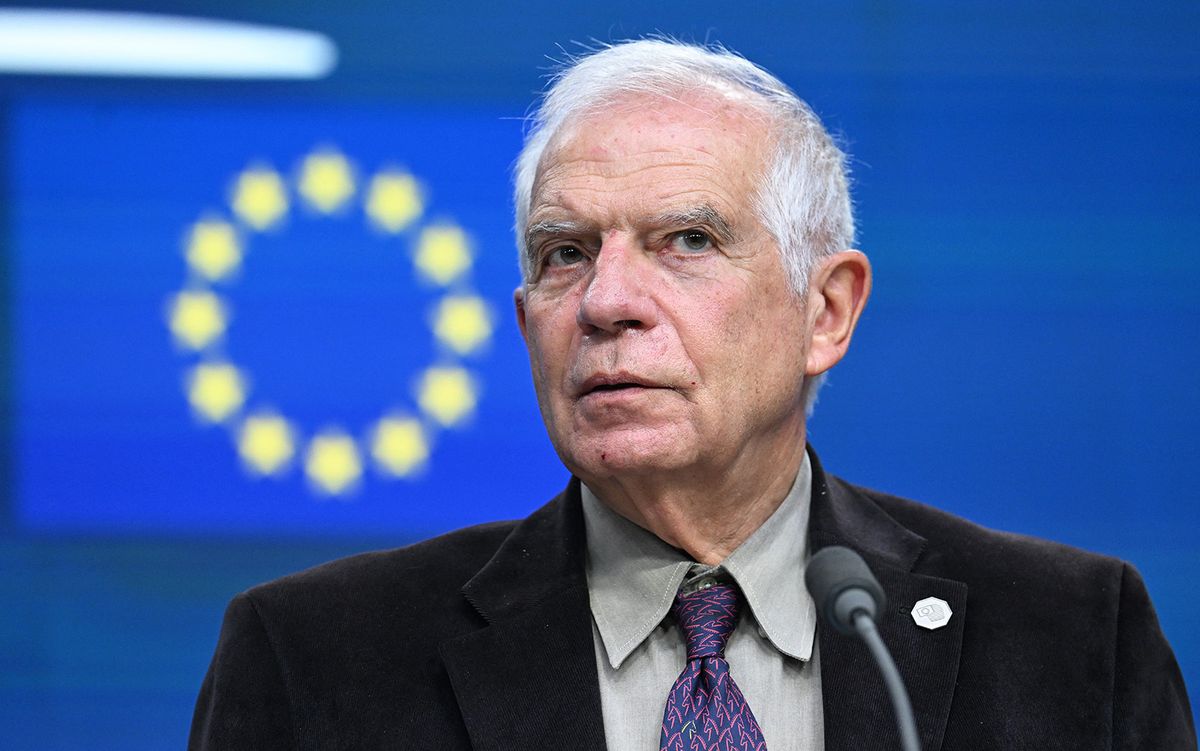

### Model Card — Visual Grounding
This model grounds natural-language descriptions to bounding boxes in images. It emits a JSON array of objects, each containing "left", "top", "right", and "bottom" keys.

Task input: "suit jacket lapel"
[
  {"left": 809, "top": 450, "right": 966, "bottom": 751},
  {"left": 439, "top": 481, "right": 607, "bottom": 751}
]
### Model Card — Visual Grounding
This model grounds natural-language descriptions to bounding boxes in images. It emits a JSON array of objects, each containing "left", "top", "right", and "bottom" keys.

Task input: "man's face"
[{"left": 516, "top": 95, "right": 812, "bottom": 486}]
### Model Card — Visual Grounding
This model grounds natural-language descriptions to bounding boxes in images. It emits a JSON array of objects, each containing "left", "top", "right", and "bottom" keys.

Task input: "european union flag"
[{"left": 13, "top": 99, "right": 565, "bottom": 535}]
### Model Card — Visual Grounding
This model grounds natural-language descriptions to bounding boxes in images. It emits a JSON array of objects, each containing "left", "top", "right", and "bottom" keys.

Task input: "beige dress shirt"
[{"left": 581, "top": 454, "right": 824, "bottom": 750}]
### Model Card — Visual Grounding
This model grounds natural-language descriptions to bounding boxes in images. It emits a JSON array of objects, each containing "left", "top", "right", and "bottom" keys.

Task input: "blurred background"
[{"left": 0, "top": 1, "right": 1196, "bottom": 747}]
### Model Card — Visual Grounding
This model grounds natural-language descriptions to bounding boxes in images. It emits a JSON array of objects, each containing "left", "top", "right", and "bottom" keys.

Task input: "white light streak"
[{"left": 0, "top": 9, "right": 337, "bottom": 79}]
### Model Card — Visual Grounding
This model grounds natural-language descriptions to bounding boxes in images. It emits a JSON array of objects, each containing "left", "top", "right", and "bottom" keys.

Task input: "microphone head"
[{"left": 805, "top": 545, "right": 886, "bottom": 635}]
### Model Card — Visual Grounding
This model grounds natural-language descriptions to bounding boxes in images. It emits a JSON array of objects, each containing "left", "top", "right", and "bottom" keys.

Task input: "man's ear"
[
  {"left": 514, "top": 286, "right": 528, "bottom": 341},
  {"left": 805, "top": 250, "right": 872, "bottom": 376}
]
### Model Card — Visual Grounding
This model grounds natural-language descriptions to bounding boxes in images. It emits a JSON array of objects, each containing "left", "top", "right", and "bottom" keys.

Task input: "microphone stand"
[
  {"left": 806, "top": 545, "right": 922, "bottom": 751},
  {"left": 852, "top": 610, "right": 921, "bottom": 751}
]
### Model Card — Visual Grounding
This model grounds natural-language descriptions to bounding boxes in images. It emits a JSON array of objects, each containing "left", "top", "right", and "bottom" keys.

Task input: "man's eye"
[
  {"left": 670, "top": 230, "right": 713, "bottom": 253},
  {"left": 545, "top": 245, "right": 587, "bottom": 267}
]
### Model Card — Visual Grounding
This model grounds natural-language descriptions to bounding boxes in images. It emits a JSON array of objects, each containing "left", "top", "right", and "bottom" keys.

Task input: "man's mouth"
[{"left": 577, "top": 374, "right": 664, "bottom": 397}]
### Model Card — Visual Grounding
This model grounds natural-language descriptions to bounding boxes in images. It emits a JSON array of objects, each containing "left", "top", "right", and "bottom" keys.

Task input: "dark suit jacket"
[{"left": 190, "top": 451, "right": 1196, "bottom": 749}]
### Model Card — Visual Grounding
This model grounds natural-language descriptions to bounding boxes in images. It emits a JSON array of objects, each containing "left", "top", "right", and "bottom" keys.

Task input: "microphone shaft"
[{"left": 853, "top": 612, "right": 921, "bottom": 751}]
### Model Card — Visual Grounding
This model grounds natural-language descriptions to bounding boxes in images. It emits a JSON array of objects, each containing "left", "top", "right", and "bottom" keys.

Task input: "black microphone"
[{"left": 805, "top": 546, "right": 921, "bottom": 751}]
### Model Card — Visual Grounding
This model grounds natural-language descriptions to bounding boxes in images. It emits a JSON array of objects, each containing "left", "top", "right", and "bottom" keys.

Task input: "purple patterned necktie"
[{"left": 660, "top": 583, "right": 768, "bottom": 751}]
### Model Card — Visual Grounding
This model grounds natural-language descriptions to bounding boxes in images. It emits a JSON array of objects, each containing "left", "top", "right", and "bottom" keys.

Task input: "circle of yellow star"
[
  {"left": 237, "top": 411, "right": 296, "bottom": 475},
  {"left": 305, "top": 429, "right": 363, "bottom": 496},
  {"left": 172, "top": 146, "right": 494, "bottom": 496},
  {"left": 167, "top": 290, "right": 228, "bottom": 350},
  {"left": 298, "top": 148, "right": 356, "bottom": 214},
  {"left": 186, "top": 362, "right": 247, "bottom": 423},
  {"left": 231, "top": 165, "right": 288, "bottom": 230},
  {"left": 414, "top": 225, "right": 472, "bottom": 285},
  {"left": 365, "top": 170, "right": 423, "bottom": 233},
  {"left": 370, "top": 416, "right": 429, "bottom": 477},
  {"left": 432, "top": 295, "right": 492, "bottom": 355},
  {"left": 185, "top": 219, "right": 242, "bottom": 281},
  {"left": 418, "top": 367, "right": 477, "bottom": 427}
]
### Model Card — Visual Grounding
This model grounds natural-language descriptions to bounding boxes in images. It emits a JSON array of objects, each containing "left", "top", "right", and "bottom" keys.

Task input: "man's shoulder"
[
  {"left": 822, "top": 479, "right": 1195, "bottom": 748},
  {"left": 240, "top": 518, "right": 521, "bottom": 626},
  {"left": 193, "top": 515, "right": 566, "bottom": 747},
  {"left": 830, "top": 474, "right": 1128, "bottom": 588}
]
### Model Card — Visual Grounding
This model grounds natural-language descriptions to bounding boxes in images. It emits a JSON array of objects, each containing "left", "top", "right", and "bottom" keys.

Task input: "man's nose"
[{"left": 576, "top": 238, "right": 659, "bottom": 335}]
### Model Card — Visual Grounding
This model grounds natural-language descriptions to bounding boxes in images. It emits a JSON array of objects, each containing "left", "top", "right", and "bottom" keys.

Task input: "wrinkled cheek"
[
  {"left": 528, "top": 350, "right": 556, "bottom": 410},
  {"left": 524, "top": 336, "right": 569, "bottom": 429}
]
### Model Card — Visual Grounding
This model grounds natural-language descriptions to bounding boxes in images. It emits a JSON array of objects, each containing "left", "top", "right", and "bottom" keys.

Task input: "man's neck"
[{"left": 581, "top": 434, "right": 808, "bottom": 565}]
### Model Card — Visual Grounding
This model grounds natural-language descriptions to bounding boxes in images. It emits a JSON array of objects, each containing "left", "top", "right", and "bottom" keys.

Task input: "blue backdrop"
[{"left": 1, "top": 2, "right": 1197, "bottom": 748}]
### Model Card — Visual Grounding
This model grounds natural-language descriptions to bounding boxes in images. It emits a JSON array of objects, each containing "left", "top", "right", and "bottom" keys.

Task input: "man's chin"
[{"left": 558, "top": 425, "right": 697, "bottom": 480}]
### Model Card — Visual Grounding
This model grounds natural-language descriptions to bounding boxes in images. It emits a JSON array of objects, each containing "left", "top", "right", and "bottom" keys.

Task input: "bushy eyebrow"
[
  {"left": 524, "top": 203, "right": 736, "bottom": 255},
  {"left": 524, "top": 219, "right": 594, "bottom": 254},
  {"left": 649, "top": 204, "right": 736, "bottom": 243}
]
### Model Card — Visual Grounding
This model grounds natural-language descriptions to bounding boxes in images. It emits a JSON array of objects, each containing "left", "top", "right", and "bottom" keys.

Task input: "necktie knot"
[{"left": 670, "top": 582, "right": 741, "bottom": 660}]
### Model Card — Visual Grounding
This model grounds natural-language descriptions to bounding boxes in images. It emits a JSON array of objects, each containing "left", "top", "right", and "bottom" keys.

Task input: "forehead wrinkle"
[
  {"left": 541, "top": 119, "right": 744, "bottom": 178},
  {"left": 527, "top": 179, "right": 643, "bottom": 233},
  {"left": 528, "top": 105, "right": 770, "bottom": 250}
]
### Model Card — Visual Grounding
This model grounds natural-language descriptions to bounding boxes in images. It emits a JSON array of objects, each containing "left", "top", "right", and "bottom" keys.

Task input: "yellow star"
[
  {"left": 365, "top": 169, "right": 423, "bottom": 233},
  {"left": 433, "top": 295, "right": 492, "bottom": 354},
  {"left": 185, "top": 219, "right": 242, "bottom": 281},
  {"left": 186, "top": 362, "right": 247, "bottom": 423},
  {"left": 298, "top": 148, "right": 356, "bottom": 214},
  {"left": 231, "top": 164, "right": 288, "bottom": 230},
  {"left": 418, "top": 366, "right": 477, "bottom": 426},
  {"left": 414, "top": 225, "right": 472, "bottom": 285},
  {"left": 167, "top": 290, "right": 228, "bottom": 350},
  {"left": 305, "top": 430, "right": 362, "bottom": 496},
  {"left": 237, "top": 411, "right": 296, "bottom": 475},
  {"left": 370, "top": 416, "right": 429, "bottom": 477}
]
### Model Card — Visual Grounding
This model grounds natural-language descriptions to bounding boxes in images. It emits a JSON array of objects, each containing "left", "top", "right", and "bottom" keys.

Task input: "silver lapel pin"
[{"left": 910, "top": 596, "right": 953, "bottom": 630}]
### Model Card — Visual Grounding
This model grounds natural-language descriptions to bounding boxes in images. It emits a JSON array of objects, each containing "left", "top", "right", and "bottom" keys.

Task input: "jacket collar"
[{"left": 808, "top": 448, "right": 966, "bottom": 751}]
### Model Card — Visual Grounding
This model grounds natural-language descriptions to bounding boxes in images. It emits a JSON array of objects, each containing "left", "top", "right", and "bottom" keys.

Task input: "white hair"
[{"left": 513, "top": 39, "right": 856, "bottom": 412}]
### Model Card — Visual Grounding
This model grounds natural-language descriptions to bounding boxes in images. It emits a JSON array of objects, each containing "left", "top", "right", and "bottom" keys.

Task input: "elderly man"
[{"left": 190, "top": 40, "right": 1194, "bottom": 750}]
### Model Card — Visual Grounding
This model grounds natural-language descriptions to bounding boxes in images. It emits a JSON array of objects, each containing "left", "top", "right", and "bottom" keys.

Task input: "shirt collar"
[{"left": 582, "top": 453, "right": 816, "bottom": 669}]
